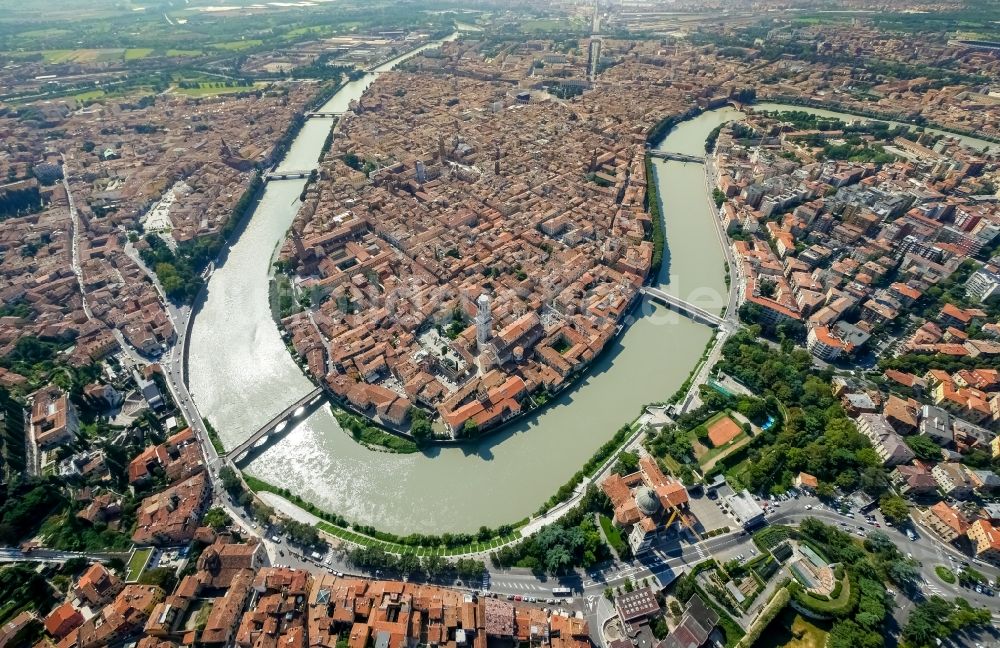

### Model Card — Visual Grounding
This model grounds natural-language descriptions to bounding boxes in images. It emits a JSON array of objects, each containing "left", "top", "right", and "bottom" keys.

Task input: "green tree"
[
  {"left": 828, "top": 619, "right": 882, "bottom": 648},
  {"left": 879, "top": 495, "right": 910, "bottom": 525},
  {"left": 461, "top": 420, "right": 479, "bottom": 438},
  {"left": 863, "top": 530, "right": 895, "bottom": 555},
  {"left": 409, "top": 408, "right": 433, "bottom": 444},
  {"left": 886, "top": 559, "right": 920, "bottom": 590},
  {"left": 904, "top": 435, "right": 942, "bottom": 461},
  {"left": 902, "top": 596, "right": 990, "bottom": 647},
  {"left": 139, "top": 567, "right": 176, "bottom": 592},
  {"left": 218, "top": 466, "right": 241, "bottom": 493},
  {"left": 203, "top": 507, "right": 231, "bottom": 531}
]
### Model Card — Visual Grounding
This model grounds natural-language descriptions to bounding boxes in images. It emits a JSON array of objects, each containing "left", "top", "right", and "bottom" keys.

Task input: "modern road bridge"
[
  {"left": 264, "top": 169, "right": 316, "bottom": 181},
  {"left": 639, "top": 287, "right": 725, "bottom": 328},
  {"left": 227, "top": 387, "right": 324, "bottom": 463},
  {"left": 646, "top": 150, "right": 706, "bottom": 163}
]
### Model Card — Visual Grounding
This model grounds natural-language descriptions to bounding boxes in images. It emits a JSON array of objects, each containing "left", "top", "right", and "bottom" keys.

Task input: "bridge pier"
[{"left": 225, "top": 386, "right": 324, "bottom": 461}]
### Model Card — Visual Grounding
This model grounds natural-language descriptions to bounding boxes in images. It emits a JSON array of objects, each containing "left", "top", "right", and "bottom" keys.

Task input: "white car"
[{"left": 805, "top": 504, "right": 812, "bottom": 510}]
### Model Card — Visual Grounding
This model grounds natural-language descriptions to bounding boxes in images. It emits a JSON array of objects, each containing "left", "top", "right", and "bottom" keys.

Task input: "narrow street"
[{"left": 61, "top": 154, "right": 94, "bottom": 322}]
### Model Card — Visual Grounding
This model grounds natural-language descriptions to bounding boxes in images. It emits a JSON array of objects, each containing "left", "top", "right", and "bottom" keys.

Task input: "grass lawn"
[
  {"left": 722, "top": 458, "right": 752, "bottom": 486},
  {"left": 935, "top": 565, "right": 956, "bottom": 584},
  {"left": 661, "top": 453, "right": 683, "bottom": 475},
  {"left": 94, "top": 49, "right": 125, "bottom": 62},
  {"left": 174, "top": 82, "right": 268, "bottom": 97},
  {"left": 211, "top": 39, "right": 264, "bottom": 51},
  {"left": 599, "top": 514, "right": 627, "bottom": 556},
  {"left": 19, "top": 28, "right": 73, "bottom": 40},
  {"left": 755, "top": 608, "right": 830, "bottom": 648},
  {"left": 126, "top": 547, "right": 152, "bottom": 582},
  {"left": 40, "top": 49, "right": 79, "bottom": 63},
  {"left": 124, "top": 48, "right": 154, "bottom": 60},
  {"left": 521, "top": 18, "right": 582, "bottom": 32},
  {"left": 285, "top": 25, "right": 333, "bottom": 38},
  {"left": 166, "top": 49, "right": 204, "bottom": 57},
  {"left": 192, "top": 601, "right": 213, "bottom": 630},
  {"left": 70, "top": 90, "right": 107, "bottom": 103},
  {"left": 796, "top": 573, "right": 851, "bottom": 615}
]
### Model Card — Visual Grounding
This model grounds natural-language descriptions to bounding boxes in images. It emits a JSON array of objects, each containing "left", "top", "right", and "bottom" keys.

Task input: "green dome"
[{"left": 636, "top": 486, "right": 661, "bottom": 517}]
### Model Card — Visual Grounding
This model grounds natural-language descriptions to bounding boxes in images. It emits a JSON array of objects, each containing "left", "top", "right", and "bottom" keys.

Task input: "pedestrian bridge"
[
  {"left": 640, "top": 287, "right": 725, "bottom": 328},
  {"left": 647, "top": 150, "right": 706, "bottom": 164},
  {"left": 264, "top": 169, "right": 316, "bottom": 181},
  {"left": 226, "top": 387, "right": 325, "bottom": 464}
]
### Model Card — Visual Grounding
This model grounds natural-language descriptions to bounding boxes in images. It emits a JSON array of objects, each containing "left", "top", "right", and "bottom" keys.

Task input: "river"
[{"left": 188, "top": 63, "right": 739, "bottom": 534}]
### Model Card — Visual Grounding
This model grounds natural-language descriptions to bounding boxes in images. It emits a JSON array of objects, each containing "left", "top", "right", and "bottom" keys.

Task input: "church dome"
[{"left": 635, "top": 486, "right": 661, "bottom": 517}]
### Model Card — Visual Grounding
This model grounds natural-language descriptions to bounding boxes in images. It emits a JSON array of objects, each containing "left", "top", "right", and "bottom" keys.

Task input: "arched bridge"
[
  {"left": 647, "top": 150, "right": 706, "bottom": 164},
  {"left": 640, "top": 287, "right": 725, "bottom": 328},
  {"left": 264, "top": 169, "right": 316, "bottom": 181},
  {"left": 226, "top": 387, "right": 324, "bottom": 463}
]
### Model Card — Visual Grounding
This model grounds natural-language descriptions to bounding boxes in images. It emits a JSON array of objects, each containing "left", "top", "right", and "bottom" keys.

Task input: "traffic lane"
[
  {"left": 775, "top": 507, "right": 1000, "bottom": 579},
  {"left": 772, "top": 511, "right": 1000, "bottom": 609}
]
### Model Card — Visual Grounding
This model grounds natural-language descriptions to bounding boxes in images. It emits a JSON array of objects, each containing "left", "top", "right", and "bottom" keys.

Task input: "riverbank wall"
[{"left": 757, "top": 94, "right": 1000, "bottom": 145}]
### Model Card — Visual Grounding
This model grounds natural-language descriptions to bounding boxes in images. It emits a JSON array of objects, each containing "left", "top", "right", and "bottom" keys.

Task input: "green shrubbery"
[{"left": 493, "top": 487, "right": 612, "bottom": 574}]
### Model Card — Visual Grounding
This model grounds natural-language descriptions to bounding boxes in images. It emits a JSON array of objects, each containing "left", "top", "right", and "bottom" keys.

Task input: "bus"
[{"left": 552, "top": 587, "right": 572, "bottom": 597}]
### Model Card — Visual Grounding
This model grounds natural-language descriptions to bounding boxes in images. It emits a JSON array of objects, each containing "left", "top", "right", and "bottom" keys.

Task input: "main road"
[{"left": 246, "top": 491, "right": 1000, "bottom": 648}]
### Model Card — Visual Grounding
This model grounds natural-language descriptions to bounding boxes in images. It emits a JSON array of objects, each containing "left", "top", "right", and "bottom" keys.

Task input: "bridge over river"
[
  {"left": 264, "top": 169, "right": 316, "bottom": 181},
  {"left": 227, "top": 387, "right": 325, "bottom": 463},
  {"left": 639, "top": 287, "right": 726, "bottom": 328},
  {"left": 646, "top": 150, "right": 705, "bottom": 163}
]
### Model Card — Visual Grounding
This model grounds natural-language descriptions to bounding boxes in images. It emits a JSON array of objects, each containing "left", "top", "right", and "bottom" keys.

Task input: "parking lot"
[{"left": 686, "top": 489, "right": 732, "bottom": 533}]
